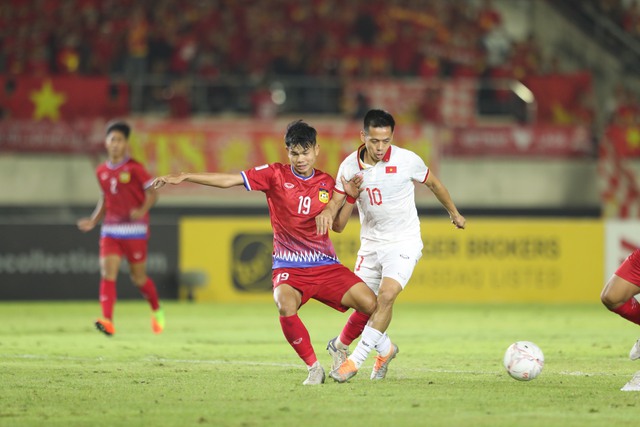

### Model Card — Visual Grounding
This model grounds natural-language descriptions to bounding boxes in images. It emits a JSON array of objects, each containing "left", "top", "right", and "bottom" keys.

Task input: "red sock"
[
  {"left": 138, "top": 278, "right": 160, "bottom": 311},
  {"left": 339, "top": 311, "right": 370, "bottom": 346},
  {"left": 279, "top": 314, "right": 317, "bottom": 366},
  {"left": 612, "top": 297, "right": 640, "bottom": 325},
  {"left": 99, "top": 279, "right": 116, "bottom": 321}
]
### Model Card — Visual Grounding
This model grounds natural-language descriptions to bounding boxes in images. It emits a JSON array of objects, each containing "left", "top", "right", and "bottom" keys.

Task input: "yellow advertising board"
[{"left": 180, "top": 217, "right": 604, "bottom": 303}]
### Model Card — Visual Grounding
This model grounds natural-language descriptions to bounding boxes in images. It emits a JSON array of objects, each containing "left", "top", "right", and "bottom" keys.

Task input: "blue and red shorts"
[
  {"left": 99, "top": 236, "right": 148, "bottom": 264},
  {"left": 272, "top": 264, "right": 363, "bottom": 312}
]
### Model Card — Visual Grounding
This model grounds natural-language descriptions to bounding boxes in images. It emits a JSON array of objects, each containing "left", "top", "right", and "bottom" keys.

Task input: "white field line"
[{"left": 0, "top": 353, "right": 621, "bottom": 377}]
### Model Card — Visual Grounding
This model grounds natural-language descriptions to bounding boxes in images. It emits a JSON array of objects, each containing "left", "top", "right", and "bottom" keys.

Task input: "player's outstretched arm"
[
  {"left": 424, "top": 173, "right": 466, "bottom": 229},
  {"left": 153, "top": 172, "right": 244, "bottom": 189}
]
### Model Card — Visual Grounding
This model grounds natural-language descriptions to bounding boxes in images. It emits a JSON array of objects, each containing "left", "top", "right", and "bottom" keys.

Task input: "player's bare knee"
[
  {"left": 273, "top": 299, "right": 297, "bottom": 317},
  {"left": 377, "top": 291, "right": 398, "bottom": 309},
  {"left": 361, "top": 297, "right": 377, "bottom": 315},
  {"left": 276, "top": 305, "right": 297, "bottom": 317},
  {"left": 600, "top": 289, "right": 620, "bottom": 310},
  {"left": 343, "top": 283, "right": 376, "bottom": 314}
]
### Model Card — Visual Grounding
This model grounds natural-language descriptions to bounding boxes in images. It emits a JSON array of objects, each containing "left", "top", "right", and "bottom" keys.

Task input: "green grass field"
[{"left": 1, "top": 301, "right": 639, "bottom": 427}]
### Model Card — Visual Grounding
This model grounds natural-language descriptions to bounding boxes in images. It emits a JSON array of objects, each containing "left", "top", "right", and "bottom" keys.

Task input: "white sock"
[
  {"left": 375, "top": 333, "right": 391, "bottom": 356},
  {"left": 308, "top": 360, "right": 320, "bottom": 370},
  {"left": 349, "top": 326, "right": 383, "bottom": 368}
]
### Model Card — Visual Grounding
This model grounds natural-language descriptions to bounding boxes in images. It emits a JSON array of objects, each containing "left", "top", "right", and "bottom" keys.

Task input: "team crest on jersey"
[
  {"left": 319, "top": 189, "right": 329, "bottom": 204},
  {"left": 119, "top": 171, "right": 131, "bottom": 183}
]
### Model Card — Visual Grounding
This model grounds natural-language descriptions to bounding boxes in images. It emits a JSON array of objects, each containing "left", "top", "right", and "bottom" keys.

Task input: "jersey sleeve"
[
  {"left": 408, "top": 151, "right": 429, "bottom": 183},
  {"left": 334, "top": 154, "right": 358, "bottom": 195},
  {"left": 241, "top": 163, "right": 275, "bottom": 192},
  {"left": 133, "top": 163, "right": 154, "bottom": 189},
  {"left": 334, "top": 161, "right": 347, "bottom": 195}
]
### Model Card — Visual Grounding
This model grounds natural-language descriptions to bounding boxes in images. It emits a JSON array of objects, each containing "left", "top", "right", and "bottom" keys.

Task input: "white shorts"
[{"left": 353, "top": 241, "right": 423, "bottom": 295}]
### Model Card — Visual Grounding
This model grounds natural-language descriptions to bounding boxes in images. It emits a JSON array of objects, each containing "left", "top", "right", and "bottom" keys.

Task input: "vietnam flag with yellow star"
[{"left": 0, "top": 76, "right": 128, "bottom": 121}]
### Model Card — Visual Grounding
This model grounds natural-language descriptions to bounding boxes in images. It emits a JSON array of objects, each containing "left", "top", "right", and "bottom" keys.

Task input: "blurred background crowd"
[
  {"left": 2, "top": 0, "right": 639, "bottom": 129},
  {"left": 2, "top": 0, "right": 533, "bottom": 79}
]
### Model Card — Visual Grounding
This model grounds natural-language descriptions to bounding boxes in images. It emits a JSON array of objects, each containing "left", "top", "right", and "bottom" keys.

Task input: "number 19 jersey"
[{"left": 241, "top": 163, "right": 339, "bottom": 269}]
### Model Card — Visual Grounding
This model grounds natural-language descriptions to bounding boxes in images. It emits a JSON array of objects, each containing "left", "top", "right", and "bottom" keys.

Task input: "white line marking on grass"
[
  {"left": 143, "top": 356, "right": 299, "bottom": 368},
  {"left": 404, "top": 368, "right": 616, "bottom": 377},
  {"left": 0, "top": 354, "right": 622, "bottom": 377},
  {"left": 558, "top": 371, "right": 613, "bottom": 376},
  {"left": 1, "top": 354, "right": 104, "bottom": 361},
  {"left": 0, "top": 353, "right": 298, "bottom": 368}
]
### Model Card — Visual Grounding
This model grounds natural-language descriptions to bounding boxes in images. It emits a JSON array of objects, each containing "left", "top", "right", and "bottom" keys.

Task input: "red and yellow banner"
[
  {"left": 0, "top": 118, "right": 437, "bottom": 175},
  {"left": 125, "top": 119, "right": 437, "bottom": 179}
]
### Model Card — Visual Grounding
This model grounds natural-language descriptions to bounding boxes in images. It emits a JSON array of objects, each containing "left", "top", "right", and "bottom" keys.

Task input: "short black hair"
[
  {"left": 106, "top": 121, "right": 131, "bottom": 139},
  {"left": 284, "top": 120, "right": 317, "bottom": 150},
  {"left": 363, "top": 109, "right": 395, "bottom": 133}
]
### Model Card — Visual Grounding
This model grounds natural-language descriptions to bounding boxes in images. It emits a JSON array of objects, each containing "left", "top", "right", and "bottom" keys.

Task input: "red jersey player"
[
  {"left": 602, "top": 248, "right": 640, "bottom": 390},
  {"left": 77, "top": 121, "right": 164, "bottom": 337},
  {"left": 153, "top": 120, "right": 376, "bottom": 385}
]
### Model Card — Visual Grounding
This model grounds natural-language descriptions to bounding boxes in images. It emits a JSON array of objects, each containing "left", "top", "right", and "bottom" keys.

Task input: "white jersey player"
[
  {"left": 316, "top": 109, "right": 466, "bottom": 383},
  {"left": 334, "top": 143, "right": 428, "bottom": 294}
]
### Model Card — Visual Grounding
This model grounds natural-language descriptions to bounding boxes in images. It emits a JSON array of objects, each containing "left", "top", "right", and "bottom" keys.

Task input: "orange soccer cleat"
[
  {"left": 329, "top": 358, "right": 358, "bottom": 383},
  {"left": 371, "top": 343, "right": 399, "bottom": 380},
  {"left": 151, "top": 308, "right": 165, "bottom": 334},
  {"left": 95, "top": 318, "right": 115, "bottom": 336}
]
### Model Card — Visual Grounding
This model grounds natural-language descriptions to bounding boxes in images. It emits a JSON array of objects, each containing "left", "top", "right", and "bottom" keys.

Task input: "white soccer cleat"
[
  {"left": 621, "top": 370, "right": 640, "bottom": 391},
  {"left": 629, "top": 339, "right": 640, "bottom": 361},
  {"left": 303, "top": 362, "right": 325, "bottom": 385},
  {"left": 326, "top": 337, "right": 350, "bottom": 371},
  {"left": 371, "top": 343, "right": 399, "bottom": 380}
]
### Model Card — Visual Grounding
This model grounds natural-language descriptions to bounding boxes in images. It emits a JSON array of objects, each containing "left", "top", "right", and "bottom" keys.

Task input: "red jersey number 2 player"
[
  {"left": 153, "top": 120, "right": 376, "bottom": 385},
  {"left": 77, "top": 121, "right": 164, "bottom": 337}
]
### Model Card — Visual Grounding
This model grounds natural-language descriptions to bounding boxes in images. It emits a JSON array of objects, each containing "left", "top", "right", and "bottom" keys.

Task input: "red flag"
[
  {"left": 0, "top": 76, "right": 128, "bottom": 121},
  {"left": 386, "top": 166, "right": 397, "bottom": 174},
  {"left": 522, "top": 72, "right": 591, "bottom": 123}
]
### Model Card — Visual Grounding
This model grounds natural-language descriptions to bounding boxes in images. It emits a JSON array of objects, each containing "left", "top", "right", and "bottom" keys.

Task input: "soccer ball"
[{"left": 503, "top": 341, "right": 544, "bottom": 381}]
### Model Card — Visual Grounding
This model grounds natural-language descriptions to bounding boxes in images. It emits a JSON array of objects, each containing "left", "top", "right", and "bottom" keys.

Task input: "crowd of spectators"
[
  {"left": 607, "top": 82, "right": 640, "bottom": 126},
  {"left": 0, "top": 0, "right": 543, "bottom": 82},
  {"left": 3, "top": 0, "right": 638, "bottom": 126},
  {"left": 593, "top": 0, "right": 640, "bottom": 38},
  {"left": 587, "top": 0, "right": 640, "bottom": 126}
]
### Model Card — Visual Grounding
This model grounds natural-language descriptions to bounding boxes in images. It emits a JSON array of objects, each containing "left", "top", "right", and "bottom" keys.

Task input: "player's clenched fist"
[{"left": 450, "top": 213, "right": 466, "bottom": 229}]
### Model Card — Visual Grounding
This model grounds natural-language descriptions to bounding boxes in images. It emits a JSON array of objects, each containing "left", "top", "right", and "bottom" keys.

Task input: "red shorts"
[
  {"left": 100, "top": 237, "right": 148, "bottom": 264},
  {"left": 272, "top": 264, "right": 363, "bottom": 312},
  {"left": 616, "top": 248, "right": 640, "bottom": 286}
]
